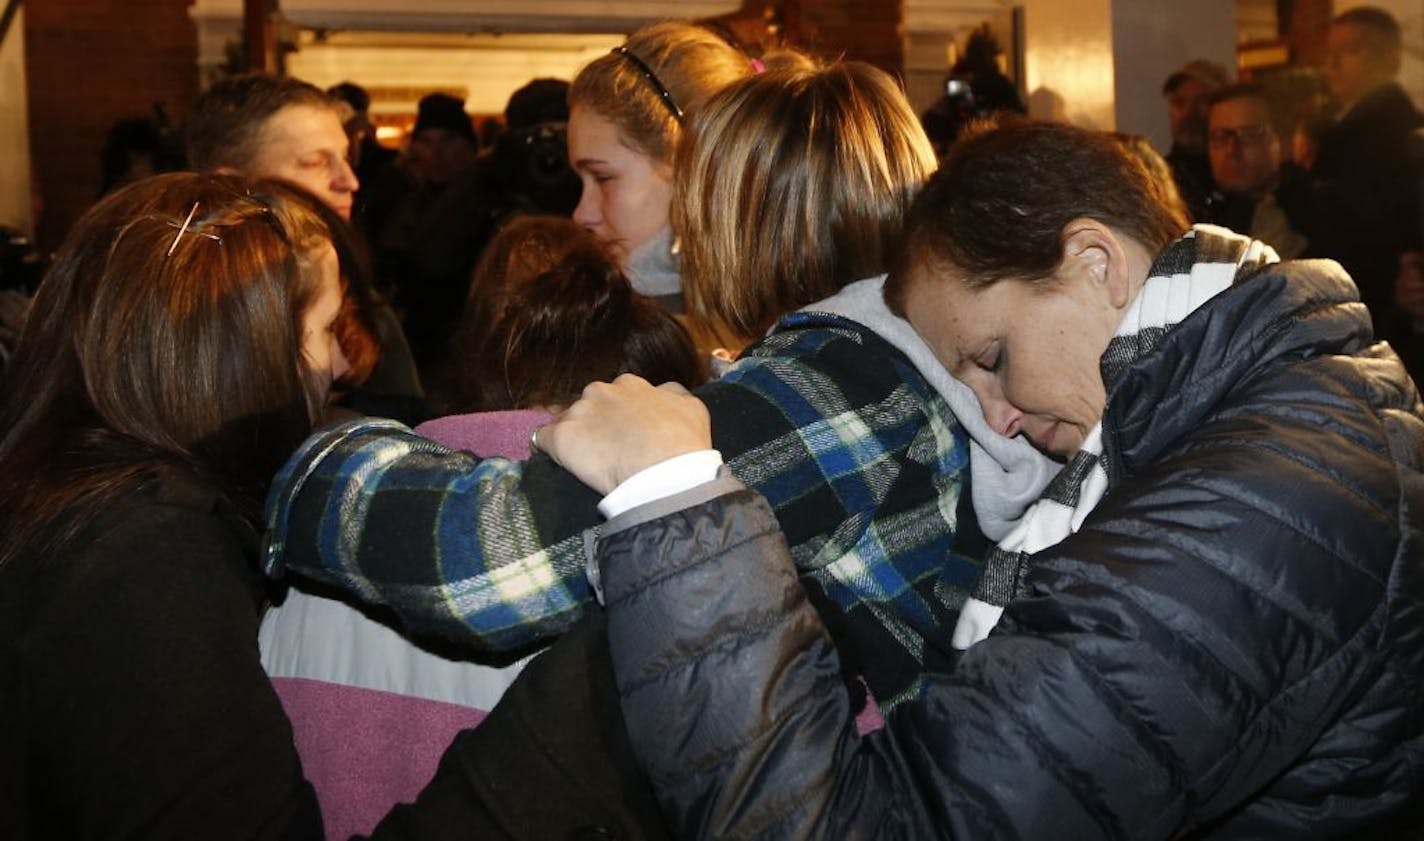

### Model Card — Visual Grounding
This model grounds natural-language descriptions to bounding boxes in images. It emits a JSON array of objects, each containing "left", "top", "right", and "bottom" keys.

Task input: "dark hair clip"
[{"left": 612, "top": 46, "right": 684, "bottom": 124}]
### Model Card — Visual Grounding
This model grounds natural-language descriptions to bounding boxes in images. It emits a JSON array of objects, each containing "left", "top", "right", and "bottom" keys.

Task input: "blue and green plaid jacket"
[{"left": 263, "top": 312, "right": 985, "bottom": 708}]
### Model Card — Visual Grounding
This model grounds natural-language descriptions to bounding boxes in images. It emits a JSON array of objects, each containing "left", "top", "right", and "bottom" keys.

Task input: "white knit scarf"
[{"left": 952, "top": 225, "right": 1279, "bottom": 649}]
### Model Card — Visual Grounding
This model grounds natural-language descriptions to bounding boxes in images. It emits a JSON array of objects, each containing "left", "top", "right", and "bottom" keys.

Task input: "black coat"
[
  {"left": 600, "top": 259, "right": 1424, "bottom": 838},
  {"left": 0, "top": 471, "right": 324, "bottom": 840},
  {"left": 0, "top": 465, "right": 639, "bottom": 841}
]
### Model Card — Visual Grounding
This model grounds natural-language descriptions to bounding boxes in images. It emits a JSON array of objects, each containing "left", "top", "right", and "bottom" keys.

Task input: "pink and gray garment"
[{"left": 258, "top": 409, "right": 551, "bottom": 841}]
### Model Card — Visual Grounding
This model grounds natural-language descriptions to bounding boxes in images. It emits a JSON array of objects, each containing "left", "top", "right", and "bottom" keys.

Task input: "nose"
[
  {"left": 980, "top": 394, "right": 1024, "bottom": 439},
  {"left": 572, "top": 183, "right": 600, "bottom": 231},
  {"left": 334, "top": 158, "right": 360, "bottom": 194}
]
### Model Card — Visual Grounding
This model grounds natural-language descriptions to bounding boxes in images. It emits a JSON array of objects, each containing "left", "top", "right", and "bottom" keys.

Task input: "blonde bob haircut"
[
  {"left": 675, "top": 56, "right": 938, "bottom": 339},
  {"left": 568, "top": 20, "right": 752, "bottom": 165}
]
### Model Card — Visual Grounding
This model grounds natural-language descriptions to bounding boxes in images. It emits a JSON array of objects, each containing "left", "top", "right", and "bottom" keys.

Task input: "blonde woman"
[{"left": 568, "top": 21, "right": 751, "bottom": 309}]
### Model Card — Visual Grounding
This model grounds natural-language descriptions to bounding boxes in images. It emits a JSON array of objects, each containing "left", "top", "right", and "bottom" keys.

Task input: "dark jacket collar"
[
  {"left": 1101, "top": 259, "right": 1373, "bottom": 483},
  {"left": 1341, "top": 82, "right": 1420, "bottom": 124}
]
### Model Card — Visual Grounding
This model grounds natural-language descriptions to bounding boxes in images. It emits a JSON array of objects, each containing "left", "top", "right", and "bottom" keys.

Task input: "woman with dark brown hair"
[
  {"left": 0, "top": 172, "right": 346, "bottom": 838},
  {"left": 442, "top": 214, "right": 706, "bottom": 415}
]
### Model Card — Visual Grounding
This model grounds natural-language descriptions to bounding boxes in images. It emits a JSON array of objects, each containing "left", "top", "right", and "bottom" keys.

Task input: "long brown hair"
[
  {"left": 445, "top": 215, "right": 706, "bottom": 412},
  {"left": 0, "top": 172, "right": 335, "bottom": 567},
  {"left": 675, "top": 56, "right": 938, "bottom": 341}
]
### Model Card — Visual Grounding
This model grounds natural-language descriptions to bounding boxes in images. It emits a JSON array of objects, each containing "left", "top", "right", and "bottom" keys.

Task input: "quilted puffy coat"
[{"left": 599, "top": 259, "right": 1424, "bottom": 839}]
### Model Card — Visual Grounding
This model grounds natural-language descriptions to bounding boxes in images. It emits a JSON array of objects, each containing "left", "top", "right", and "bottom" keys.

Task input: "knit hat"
[
  {"left": 1162, "top": 59, "right": 1230, "bottom": 95},
  {"left": 413, "top": 93, "right": 477, "bottom": 143},
  {"left": 504, "top": 78, "right": 570, "bottom": 131}
]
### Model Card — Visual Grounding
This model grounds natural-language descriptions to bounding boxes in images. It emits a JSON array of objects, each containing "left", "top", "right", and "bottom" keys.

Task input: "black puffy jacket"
[{"left": 599, "top": 259, "right": 1424, "bottom": 839}]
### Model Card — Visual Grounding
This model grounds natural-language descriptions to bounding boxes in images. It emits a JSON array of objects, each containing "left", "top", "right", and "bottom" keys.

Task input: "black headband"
[{"left": 612, "top": 46, "right": 684, "bottom": 124}]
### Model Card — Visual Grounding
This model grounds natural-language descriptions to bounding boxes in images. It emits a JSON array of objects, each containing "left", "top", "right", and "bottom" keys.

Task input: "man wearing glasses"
[{"left": 1202, "top": 83, "right": 1311, "bottom": 259}]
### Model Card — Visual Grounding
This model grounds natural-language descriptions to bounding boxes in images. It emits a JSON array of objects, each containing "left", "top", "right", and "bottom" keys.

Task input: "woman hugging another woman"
[
  {"left": 262, "top": 47, "right": 1056, "bottom": 838},
  {"left": 0, "top": 173, "right": 343, "bottom": 838}
]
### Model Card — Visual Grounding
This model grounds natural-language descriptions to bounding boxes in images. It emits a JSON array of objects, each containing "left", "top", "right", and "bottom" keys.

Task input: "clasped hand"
[{"left": 537, "top": 374, "right": 712, "bottom": 496}]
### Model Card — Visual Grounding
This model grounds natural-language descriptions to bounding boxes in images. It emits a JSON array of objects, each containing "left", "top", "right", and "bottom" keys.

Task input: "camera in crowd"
[{"left": 491, "top": 121, "right": 581, "bottom": 216}]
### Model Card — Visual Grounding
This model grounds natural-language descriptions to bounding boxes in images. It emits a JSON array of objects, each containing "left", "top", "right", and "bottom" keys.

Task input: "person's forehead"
[
  {"left": 1210, "top": 97, "right": 1269, "bottom": 126},
  {"left": 903, "top": 266, "right": 980, "bottom": 346},
  {"left": 1329, "top": 22, "right": 1375, "bottom": 50},
  {"left": 258, "top": 104, "right": 346, "bottom": 150},
  {"left": 569, "top": 107, "right": 627, "bottom": 149},
  {"left": 1169, "top": 78, "right": 1214, "bottom": 102},
  {"left": 569, "top": 111, "right": 651, "bottom": 168}
]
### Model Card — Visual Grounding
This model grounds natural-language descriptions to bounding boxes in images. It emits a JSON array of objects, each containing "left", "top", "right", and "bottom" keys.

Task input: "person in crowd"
[
  {"left": 0, "top": 171, "right": 600, "bottom": 841},
  {"left": 567, "top": 20, "right": 752, "bottom": 315},
  {"left": 1312, "top": 6, "right": 1424, "bottom": 382},
  {"left": 1161, "top": 58, "right": 1231, "bottom": 219},
  {"left": 327, "top": 80, "right": 397, "bottom": 197},
  {"left": 265, "top": 57, "right": 1057, "bottom": 837},
  {"left": 406, "top": 93, "right": 481, "bottom": 192},
  {"left": 538, "top": 118, "right": 1424, "bottom": 838},
  {"left": 435, "top": 215, "right": 706, "bottom": 415},
  {"left": 361, "top": 92, "right": 484, "bottom": 371},
  {"left": 920, "top": 26, "right": 1025, "bottom": 158},
  {"left": 1201, "top": 82, "right": 1311, "bottom": 258},
  {"left": 258, "top": 214, "right": 704, "bottom": 840},
  {"left": 98, "top": 112, "right": 185, "bottom": 196},
  {"left": 0, "top": 173, "right": 346, "bottom": 838},
  {"left": 399, "top": 78, "right": 584, "bottom": 388},
  {"left": 187, "top": 72, "right": 426, "bottom": 420},
  {"left": 188, "top": 74, "right": 361, "bottom": 221}
]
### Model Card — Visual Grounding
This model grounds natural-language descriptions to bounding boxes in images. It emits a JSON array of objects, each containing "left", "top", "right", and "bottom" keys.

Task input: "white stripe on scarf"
[{"left": 952, "top": 226, "right": 1279, "bottom": 649}]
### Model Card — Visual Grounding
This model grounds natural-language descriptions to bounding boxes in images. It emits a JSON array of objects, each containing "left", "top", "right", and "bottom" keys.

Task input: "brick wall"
[
  {"left": 797, "top": 0, "right": 904, "bottom": 78},
  {"left": 25, "top": 0, "right": 198, "bottom": 250}
]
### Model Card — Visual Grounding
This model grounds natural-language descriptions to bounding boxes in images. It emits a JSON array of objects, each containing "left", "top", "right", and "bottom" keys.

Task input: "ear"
[
  {"left": 1061, "top": 218, "right": 1133, "bottom": 310},
  {"left": 1383, "top": 48, "right": 1403, "bottom": 77},
  {"left": 651, "top": 158, "right": 675, "bottom": 185}
]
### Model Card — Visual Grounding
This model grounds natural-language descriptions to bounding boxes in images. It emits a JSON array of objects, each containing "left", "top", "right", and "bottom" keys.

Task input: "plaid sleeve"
[
  {"left": 262, "top": 418, "right": 602, "bottom": 652},
  {"left": 705, "top": 315, "right": 983, "bottom": 708}
]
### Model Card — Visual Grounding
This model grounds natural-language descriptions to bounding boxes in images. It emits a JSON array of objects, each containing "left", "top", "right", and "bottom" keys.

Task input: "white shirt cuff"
[{"left": 597, "top": 450, "right": 724, "bottom": 519}]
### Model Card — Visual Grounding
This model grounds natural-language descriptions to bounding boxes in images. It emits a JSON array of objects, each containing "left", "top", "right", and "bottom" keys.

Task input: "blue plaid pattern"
[{"left": 264, "top": 313, "right": 982, "bottom": 706}]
